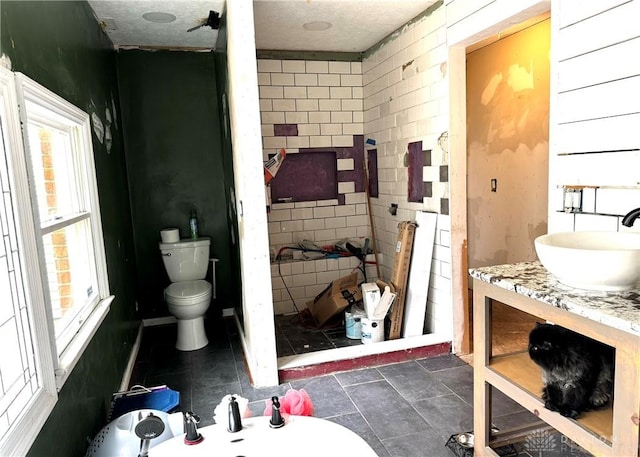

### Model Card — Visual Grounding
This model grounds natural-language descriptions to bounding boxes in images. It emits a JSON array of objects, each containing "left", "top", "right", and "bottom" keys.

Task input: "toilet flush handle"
[{"left": 162, "top": 252, "right": 171, "bottom": 256}]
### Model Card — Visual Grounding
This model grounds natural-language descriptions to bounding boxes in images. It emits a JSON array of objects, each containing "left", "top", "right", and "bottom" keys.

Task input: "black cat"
[{"left": 528, "top": 323, "right": 614, "bottom": 419}]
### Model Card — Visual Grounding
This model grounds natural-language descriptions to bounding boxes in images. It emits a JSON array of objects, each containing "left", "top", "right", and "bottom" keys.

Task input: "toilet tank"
[{"left": 159, "top": 237, "right": 211, "bottom": 282}]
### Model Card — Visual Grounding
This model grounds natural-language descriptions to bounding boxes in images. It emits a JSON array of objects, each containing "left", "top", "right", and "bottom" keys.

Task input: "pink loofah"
[{"left": 263, "top": 388, "right": 314, "bottom": 417}]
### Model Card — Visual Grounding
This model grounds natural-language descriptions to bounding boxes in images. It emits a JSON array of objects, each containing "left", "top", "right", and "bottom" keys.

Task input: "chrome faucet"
[{"left": 622, "top": 207, "right": 640, "bottom": 227}]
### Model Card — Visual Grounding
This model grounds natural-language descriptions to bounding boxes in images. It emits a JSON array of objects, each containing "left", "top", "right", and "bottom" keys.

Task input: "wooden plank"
[
  {"left": 461, "top": 240, "right": 472, "bottom": 354},
  {"left": 388, "top": 221, "right": 416, "bottom": 340},
  {"left": 402, "top": 212, "right": 437, "bottom": 337},
  {"left": 490, "top": 352, "right": 613, "bottom": 439},
  {"left": 610, "top": 343, "right": 640, "bottom": 455},
  {"left": 473, "top": 285, "right": 493, "bottom": 456},
  {"left": 485, "top": 367, "right": 612, "bottom": 456}
]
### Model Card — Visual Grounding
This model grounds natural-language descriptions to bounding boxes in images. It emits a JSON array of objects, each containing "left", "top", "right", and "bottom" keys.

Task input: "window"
[
  {"left": 0, "top": 68, "right": 112, "bottom": 454},
  {"left": 19, "top": 80, "right": 107, "bottom": 356}
]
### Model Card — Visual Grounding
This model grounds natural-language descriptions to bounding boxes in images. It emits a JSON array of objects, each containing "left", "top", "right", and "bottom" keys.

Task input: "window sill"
[{"left": 54, "top": 295, "right": 114, "bottom": 391}]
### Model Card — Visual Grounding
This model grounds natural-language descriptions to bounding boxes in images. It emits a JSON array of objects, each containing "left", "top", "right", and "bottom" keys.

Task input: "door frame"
[{"left": 448, "top": 1, "right": 551, "bottom": 354}]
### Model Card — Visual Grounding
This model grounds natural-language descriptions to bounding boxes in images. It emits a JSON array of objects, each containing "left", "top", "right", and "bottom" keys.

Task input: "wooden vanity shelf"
[
  {"left": 489, "top": 352, "right": 613, "bottom": 444},
  {"left": 470, "top": 262, "right": 639, "bottom": 457}
]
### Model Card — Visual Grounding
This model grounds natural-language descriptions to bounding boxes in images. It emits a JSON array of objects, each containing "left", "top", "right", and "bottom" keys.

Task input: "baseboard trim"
[
  {"left": 142, "top": 316, "right": 177, "bottom": 327},
  {"left": 278, "top": 341, "right": 452, "bottom": 382},
  {"left": 119, "top": 323, "right": 144, "bottom": 391}
]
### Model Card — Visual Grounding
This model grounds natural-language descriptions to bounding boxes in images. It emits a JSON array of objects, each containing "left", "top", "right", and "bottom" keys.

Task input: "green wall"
[
  {"left": 116, "top": 50, "right": 236, "bottom": 319},
  {"left": 0, "top": 2, "right": 138, "bottom": 456}
]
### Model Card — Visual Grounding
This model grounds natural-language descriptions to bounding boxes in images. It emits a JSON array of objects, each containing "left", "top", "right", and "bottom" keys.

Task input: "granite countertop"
[{"left": 469, "top": 261, "right": 640, "bottom": 337}]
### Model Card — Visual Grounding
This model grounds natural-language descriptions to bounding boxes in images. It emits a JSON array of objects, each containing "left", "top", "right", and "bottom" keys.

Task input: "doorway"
[{"left": 449, "top": 10, "right": 551, "bottom": 356}]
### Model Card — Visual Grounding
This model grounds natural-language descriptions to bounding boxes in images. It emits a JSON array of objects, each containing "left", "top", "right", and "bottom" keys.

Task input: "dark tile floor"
[
  {"left": 129, "top": 317, "right": 592, "bottom": 457},
  {"left": 274, "top": 310, "right": 361, "bottom": 356}
]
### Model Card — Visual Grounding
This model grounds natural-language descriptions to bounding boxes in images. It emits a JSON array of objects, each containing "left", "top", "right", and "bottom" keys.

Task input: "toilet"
[{"left": 159, "top": 237, "right": 214, "bottom": 351}]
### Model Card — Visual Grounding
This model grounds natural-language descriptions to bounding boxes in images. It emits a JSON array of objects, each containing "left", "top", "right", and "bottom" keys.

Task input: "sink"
[{"left": 534, "top": 231, "right": 640, "bottom": 291}]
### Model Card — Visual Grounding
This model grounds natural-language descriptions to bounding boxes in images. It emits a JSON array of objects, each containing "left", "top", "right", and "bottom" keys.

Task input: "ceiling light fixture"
[
  {"left": 302, "top": 21, "right": 332, "bottom": 31},
  {"left": 142, "top": 12, "right": 177, "bottom": 23}
]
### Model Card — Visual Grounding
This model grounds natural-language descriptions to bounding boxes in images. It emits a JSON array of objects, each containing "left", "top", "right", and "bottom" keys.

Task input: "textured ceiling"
[
  {"left": 87, "top": 0, "right": 439, "bottom": 52},
  {"left": 87, "top": 1, "right": 225, "bottom": 49}
]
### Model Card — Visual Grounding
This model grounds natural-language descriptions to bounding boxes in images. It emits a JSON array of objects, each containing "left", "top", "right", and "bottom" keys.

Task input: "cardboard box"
[
  {"left": 307, "top": 273, "right": 362, "bottom": 326},
  {"left": 361, "top": 282, "right": 381, "bottom": 317},
  {"left": 361, "top": 280, "right": 396, "bottom": 320}
]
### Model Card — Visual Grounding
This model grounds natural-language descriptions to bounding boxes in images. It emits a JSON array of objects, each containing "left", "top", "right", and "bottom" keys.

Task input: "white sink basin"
[
  {"left": 150, "top": 415, "right": 378, "bottom": 457},
  {"left": 534, "top": 231, "right": 640, "bottom": 291}
]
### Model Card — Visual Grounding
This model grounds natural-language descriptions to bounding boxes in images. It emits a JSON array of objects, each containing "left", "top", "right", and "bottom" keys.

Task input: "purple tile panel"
[
  {"left": 407, "top": 141, "right": 424, "bottom": 203},
  {"left": 274, "top": 124, "right": 298, "bottom": 136},
  {"left": 367, "top": 149, "right": 379, "bottom": 198},
  {"left": 270, "top": 151, "right": 337, "bottom": 202},
  {"left": 300, "top": 135, "right": 365, "bottom": 201}
]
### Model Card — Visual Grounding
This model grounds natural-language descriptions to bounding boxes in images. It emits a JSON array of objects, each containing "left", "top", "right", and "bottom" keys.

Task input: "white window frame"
[
  {"left": 14, "top": 73, "right": 113, "bottom": 390},
  {"left": 0, "top": 67, "right": 113, "bottom": 454},
  {"left": 0, "top": 68, "right": 57, "bottom": 456}
]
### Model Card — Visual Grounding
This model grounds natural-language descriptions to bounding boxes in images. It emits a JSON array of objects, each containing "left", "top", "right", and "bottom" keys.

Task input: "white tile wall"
[
  {"left": 260, "top": 58, "right": 377, "bottom": 314},
  {"left": 554, "top": 186, "right": 640, "bottom": 233},
  {"left": 271, "top": 255, "right": 376, "bottom": 315},
  {"left": 362, "top": 8, "right": 453, "bottom": 336},
  {"left": 259, "top": 58, "right": 363, "bottom": 157}
]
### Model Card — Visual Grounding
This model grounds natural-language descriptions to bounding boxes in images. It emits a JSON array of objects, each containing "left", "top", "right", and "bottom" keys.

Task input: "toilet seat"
[{"left": 165, "top": 280, "right": 212, "bottom": 305}]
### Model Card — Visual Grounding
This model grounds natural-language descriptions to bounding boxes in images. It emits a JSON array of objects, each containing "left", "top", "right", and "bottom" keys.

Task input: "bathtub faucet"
[{"left": 622, "top": 207, "right": 640, "bottom": 227}]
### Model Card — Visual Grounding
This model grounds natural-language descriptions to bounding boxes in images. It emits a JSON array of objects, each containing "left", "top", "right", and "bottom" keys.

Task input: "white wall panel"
[
  {"left": 557, "top": 38, "right": 640, "bottom": 92},
  {"left": 555, "top": 113, "right": 640, "bottom": 154},
  {"left": 554, "top": 150, "right": 640, "bottom": 187},
  {"left": 575, "top": 213, "right": 619, "bottom": 231},
  {"left": 556, "top": 1, "right": 639, "bottom": 60},
  {"left": 558, "top": 0, "right": 630, "bottom": 27},
  {"left": 447, "top": 0, "right": 549, "bottom": 46},
  {"left": 446, "top": 0, "right": 496, "bottom": 29},
  {"left": 556, "top": 76, "right": 640, "bottom": 123}
]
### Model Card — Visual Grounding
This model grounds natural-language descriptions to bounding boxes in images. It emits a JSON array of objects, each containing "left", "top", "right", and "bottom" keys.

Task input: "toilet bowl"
[
  {"left": 159, "top": 237, "right": 215, "bottom": 351},
  {"left": 165, "top": 280, "right": 211, "bottom": 351}
]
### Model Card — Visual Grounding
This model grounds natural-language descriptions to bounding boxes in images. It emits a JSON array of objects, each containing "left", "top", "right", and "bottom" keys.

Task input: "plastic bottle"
[{"left": 189, "top": 209, "right": 199, "bottom": 240}]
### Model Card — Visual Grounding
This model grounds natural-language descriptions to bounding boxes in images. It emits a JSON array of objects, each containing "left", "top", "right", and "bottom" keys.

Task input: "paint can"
[
  {"left": 361, "top": 317, "right": 384, "bottom": 344},
  {"left": 345, "top": 306, "right": 365, "bottom": 340}
]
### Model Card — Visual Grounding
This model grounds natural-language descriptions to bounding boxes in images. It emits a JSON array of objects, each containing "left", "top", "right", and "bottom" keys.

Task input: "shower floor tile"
[{"left": 274, "top": 311, "right": 361, "bottom": 357}]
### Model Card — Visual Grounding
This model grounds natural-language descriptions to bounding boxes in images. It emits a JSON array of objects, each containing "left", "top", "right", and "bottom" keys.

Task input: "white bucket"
[
  {"left": 160, "top": 228, "right": 180, "bottom": 243},
  {"left": 361, "top": 317, "right": 384, "bottom": 344},
  {"left": 345, "top": 308, "right": 365, "bottom": 339}
]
